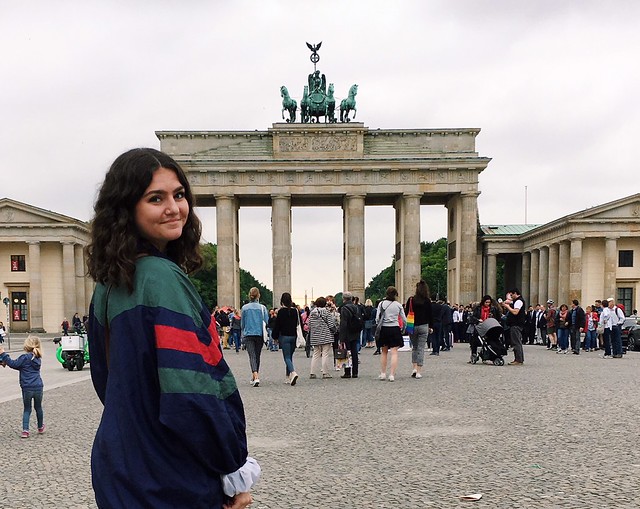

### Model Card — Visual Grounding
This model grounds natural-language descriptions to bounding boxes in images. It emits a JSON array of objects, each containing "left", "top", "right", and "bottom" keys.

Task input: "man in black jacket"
[
  {"left": 569, "top": 299, "right": 586, "bottom": 355},
  {"left": 339, "top": 292, "right": 362, "bottom": 378},
  {"left": 502, "top": 288, "right": 526, "bottom": 365}
]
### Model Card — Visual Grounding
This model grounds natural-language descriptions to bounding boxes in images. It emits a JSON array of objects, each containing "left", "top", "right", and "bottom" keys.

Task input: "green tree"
[
  {"left": 188, "top": 242, "right": 273, "bottom": 310},
  {"left": 365, "top": 257, "right": 396, "bottom": 303},
  {"left": 420, "top": 238, "right": 447, "bottom": 300},
  {"left": 364, "top": 238, "right": 448, "bottom": 302},
  {"left": 190, "top": 243, "right": 217, "bottom": 310},
  {"left": 239, "top": 269, "right": 272, "bottom": 308}
]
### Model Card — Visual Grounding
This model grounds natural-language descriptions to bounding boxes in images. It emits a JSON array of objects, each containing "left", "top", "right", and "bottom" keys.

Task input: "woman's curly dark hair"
[{"left": 86, "top": 148, "right": 203, "bottom": 292}]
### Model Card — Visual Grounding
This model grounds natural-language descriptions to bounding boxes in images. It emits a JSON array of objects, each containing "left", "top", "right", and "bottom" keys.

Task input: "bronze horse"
[
  {"left": 340, "top": 84, "right": 358, "bottom": 122},
  {"left": 280, "top": 86, "right": 297, "bottom": 123}
]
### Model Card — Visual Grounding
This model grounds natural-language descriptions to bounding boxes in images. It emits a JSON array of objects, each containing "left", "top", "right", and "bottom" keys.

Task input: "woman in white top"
[{"left": 375, "top": 286, "right": 407, "bottom": 382}]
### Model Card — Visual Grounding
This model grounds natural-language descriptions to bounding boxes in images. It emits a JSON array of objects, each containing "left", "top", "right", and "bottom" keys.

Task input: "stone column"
[
  {"left": 548, "top": 243, "right": 559, "bottom": 304},
  {"left": 538, "top": 246, "right": 549, "bottom": 305},
  {"left": 343, "top": 194, "right": 366, "bottom": 300},
  {"left": 604, "top": 236, "right": 618, "bottom": 299},
  {"left": 272, "top": 194, "right": 292, "bottom": 308},
  {"left": 486, "top": 253, "right": 497, "bottom": 298},
  {"left": 521, "top": 251, "right": 531, "bottom": 301},
  {"left": 402, "top": 193, "right": 422, "bottom": 302},
  {"left": 529, "top": 249, "right": 540, "bottom": 306},
  {"left": 558, "top": 241, "right": 570, "bottom": 305},
  {"left": 216, "top": 195, "right": 239, "bottom": 308},
  {"left": 85, "top": 273, "right": 95, "bottom": 312},
  {"left": 74, "top": 245, "right": 87, "bottom": 315},
  {"left": 459, "top": 192, "right": 479, "bottom": 305},
  {"left": 27, "top": 241, "right": 45, "bottom": 332},
  {"left": 569, "top": 236, "right": 583, "bottom": 303},
  {"left": 62, "top": 242, "right": 76, "bottom": 322}
]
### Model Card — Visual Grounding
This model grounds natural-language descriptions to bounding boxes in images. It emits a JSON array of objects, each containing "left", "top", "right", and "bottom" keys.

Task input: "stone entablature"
[
  {"left": 158, "top": 124, "right": 489, "bottom": 209},
  {"left": 157, "top": 123, "right": 484, "bottom": 160}
]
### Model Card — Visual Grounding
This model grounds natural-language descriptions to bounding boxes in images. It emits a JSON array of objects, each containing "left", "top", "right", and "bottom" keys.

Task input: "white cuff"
[{"left": 221, "top": 457, "right": 261, "bottom": 497}]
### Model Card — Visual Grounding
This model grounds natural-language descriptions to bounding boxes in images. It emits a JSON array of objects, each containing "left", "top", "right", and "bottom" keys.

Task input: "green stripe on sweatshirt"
[{"left": 158, "top": 368, "right": 238, "bottom": 399}]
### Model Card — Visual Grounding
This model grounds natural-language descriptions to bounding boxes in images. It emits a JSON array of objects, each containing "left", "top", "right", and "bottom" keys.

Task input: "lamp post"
[{"left": 2, "top": 297, "right": 10, "bottom": 350}]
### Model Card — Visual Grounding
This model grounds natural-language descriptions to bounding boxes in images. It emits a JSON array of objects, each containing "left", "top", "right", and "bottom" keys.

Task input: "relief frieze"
[{"left": 279, "top": 135, "right": 357, "bottom": 152}]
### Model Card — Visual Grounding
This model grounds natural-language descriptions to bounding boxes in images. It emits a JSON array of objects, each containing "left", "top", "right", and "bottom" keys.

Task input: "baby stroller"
[{"left": 470, "top": 317, "right": 506, "bottom": 366}]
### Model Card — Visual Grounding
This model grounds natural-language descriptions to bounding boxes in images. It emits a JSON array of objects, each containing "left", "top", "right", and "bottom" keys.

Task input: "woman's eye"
[
  {"left": 175, "top": 191, "right": 185, "bottom": 200},
  {"left": 149, "top": 196, "right": 162, "bottom": 203}
]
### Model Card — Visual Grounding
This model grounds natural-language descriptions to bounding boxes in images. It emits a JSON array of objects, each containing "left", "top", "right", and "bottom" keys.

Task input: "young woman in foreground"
[{"left": 87, "top": 148, "right": 259, "bottom": 509}]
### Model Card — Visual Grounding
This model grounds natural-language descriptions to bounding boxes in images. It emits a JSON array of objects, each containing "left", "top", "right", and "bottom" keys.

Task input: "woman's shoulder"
[{"left": 103, "top": 255, "right": 201, "bottom": 318}]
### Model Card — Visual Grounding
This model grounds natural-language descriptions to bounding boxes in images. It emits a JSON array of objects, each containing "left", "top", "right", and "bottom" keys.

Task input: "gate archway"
[{"left": 157, "top": 122, "right": 490, "bottom": 307}]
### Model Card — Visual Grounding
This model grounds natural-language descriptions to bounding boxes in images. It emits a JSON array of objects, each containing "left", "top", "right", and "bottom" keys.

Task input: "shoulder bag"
[
  {"left": 406, "top": 298, "right": 415, "bottom": 335},
  {"left": 374, "top": 303, "right": 388, "bottom": 342},
  {"left": 296, "top": 310, "right": 305, "bottom": 348}
]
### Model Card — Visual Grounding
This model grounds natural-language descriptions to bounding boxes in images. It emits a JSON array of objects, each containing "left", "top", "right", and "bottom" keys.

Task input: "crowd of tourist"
[{"left": 213, "top": 286, "right": 636, "bottom": 383}]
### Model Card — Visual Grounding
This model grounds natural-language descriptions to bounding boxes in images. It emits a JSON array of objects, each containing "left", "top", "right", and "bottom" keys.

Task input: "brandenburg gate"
[{"left": 157, "top": 122, "right": 490, "bottom": 307}]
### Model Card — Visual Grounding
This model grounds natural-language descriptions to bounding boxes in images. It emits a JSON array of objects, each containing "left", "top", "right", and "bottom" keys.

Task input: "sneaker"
[
  {"left": 251, "top": 379, "right": 260, "bottom": 387},
  {"left": 508, "top": 361, "right": 523, "bottom": 366},
  {"left": 603, "top": 355, "right": 613, "bottom": 359},
  {"left": 322, "top": 373, "right": 332, "bottom": 379},
  {"left": 38, "top": 425, "right": 45, "bottom": 434},
  {"left": 290, "top": 373, "right": 298, "bottom": 386},
  {"left": 613, "top": 354, "right": 623, "bottom": 358},
  {"left": 21, "top": 431, "right": 29, "bottom": 439},
  {"left": 415, "top": 373, "right": 423, "bottom": 379},
  {"left": 309, "top": 374, "right": 317, "bottom": 379},
  {"left": 378, "top": 373, "right": 386, "bottom": 380},
  {"left": 411, "top": 370, "right": 417, "bottom": 378},
  {"left": 388, "top": 375, "right": 395, "bottom": 382}
]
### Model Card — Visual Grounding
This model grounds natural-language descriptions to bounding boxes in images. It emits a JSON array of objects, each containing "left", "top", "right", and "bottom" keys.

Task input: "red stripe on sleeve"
[{"left": 155, "top": 325, "right": 223, "bottom": 367}]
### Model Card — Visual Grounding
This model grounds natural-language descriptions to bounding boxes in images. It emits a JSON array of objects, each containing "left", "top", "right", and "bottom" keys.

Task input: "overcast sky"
[{"left": 2, "top": 0, "right": 639, "bottom": 304}]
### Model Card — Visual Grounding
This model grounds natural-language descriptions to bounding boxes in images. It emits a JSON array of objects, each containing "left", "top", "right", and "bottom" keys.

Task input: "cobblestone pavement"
[{"left": 1, "top": 343, "right": 640, "bottom": 508}]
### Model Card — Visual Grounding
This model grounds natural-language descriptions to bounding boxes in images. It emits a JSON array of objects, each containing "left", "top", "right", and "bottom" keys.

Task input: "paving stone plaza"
[{"left": 1, "top": 337, "right": 639, "bottom": 509}]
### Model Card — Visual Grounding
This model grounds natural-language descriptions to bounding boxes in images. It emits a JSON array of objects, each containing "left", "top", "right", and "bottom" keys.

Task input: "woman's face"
[
  {"left": 483, "top": 299, "right": 491, "bottom": 307},
  {"left": 135, "top": 167, "right": 189, "bottom": 252}
]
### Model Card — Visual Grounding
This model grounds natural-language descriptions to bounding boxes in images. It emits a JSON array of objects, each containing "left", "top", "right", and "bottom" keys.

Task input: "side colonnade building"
[
  {"left": 0, "top": 199, "right": 92, "bottom": 333},
  {"left": 481, "top": 194, "right": 640, "bottom": 310}
]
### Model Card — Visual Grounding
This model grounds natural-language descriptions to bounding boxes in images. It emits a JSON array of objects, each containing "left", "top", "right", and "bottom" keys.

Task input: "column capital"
[
  {"left": 569, "top": 234, "right": 585, "bottom": 241},
  {"left": 461, "top": 191, "right": 481, "bottom": 198},
  {"left": 60, "top": 240, "right": 75, "bottom": 246},
  {"left": 214, "top": 194, "right": 236, "bottom": 201},
  {"left": 402, "top": 192, "right": 422, "bottom": 199},
  {"left": 27, "top": 241, "right": 41, "bottom": 245},
  {"left": 605, "top": 234, "right": 620, "bottom": 241},
  {"left": 271, "top": 193, "right": 292, "bottom": 200},
  {"left": 345, "top": 193, "right": 366, "bottom": 199}
]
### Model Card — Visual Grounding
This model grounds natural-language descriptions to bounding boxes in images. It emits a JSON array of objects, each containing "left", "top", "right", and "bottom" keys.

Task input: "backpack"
[{"left": 346, "top": 304, "right": 364, "bottom": 333}]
